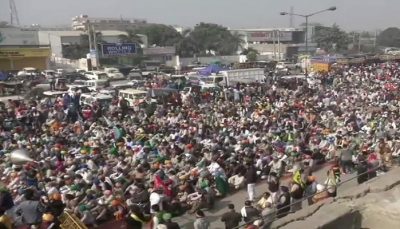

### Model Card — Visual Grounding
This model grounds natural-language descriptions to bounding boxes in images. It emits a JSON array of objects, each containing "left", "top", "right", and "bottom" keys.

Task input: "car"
[
  {"left": 80, "top": 93, "right": 113, "bottom": 107},
  {"left": 128, "top": 69, "right": 143, "bottom": 80},
  {"left": 84, "top": 80, "right": 109, "bottom": 92},
  {"left": 56, "top": 69, "right": 65, "bottom": 77},
  {"left": 64, "top": 72, "right": 89, "bottom": 83},
  {"left": 67, "top": 85, "right": 92, "bottom": 94},
  {"left": 42, "top": 70, "right": 56, "bottom": 79},
  {"left": 276, "top": 62, "right": 297, "bottom": 70},
  {"left": 85, "top": 71, "right": 109, "bottom": 80},
  {"left": 17, "top": 67, "right": 39, "bottom": 77},
  {"left": 104, "top": 68, "right": 125, "bottom": 80}
]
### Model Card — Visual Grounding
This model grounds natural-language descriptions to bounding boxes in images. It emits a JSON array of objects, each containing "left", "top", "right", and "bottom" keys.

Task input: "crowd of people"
[{"left": 0, "top": 62, "right": 399, "bottom": 229}]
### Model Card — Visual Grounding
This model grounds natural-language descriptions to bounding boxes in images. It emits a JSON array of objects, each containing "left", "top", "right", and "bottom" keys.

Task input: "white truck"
[{"left": 219, "top": 68, "right": 265, "bottom": 86}]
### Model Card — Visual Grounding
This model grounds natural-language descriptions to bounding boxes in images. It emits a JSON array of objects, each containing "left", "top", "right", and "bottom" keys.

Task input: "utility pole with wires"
[
  {"left": 289, "top": 6, "right": 294, "bottom": 27},
  {"left": 9, "top": 0, "right": 20, "bottom": 26}
]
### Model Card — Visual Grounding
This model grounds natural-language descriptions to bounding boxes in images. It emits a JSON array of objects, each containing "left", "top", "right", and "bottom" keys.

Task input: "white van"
[
  {"left": 84, "top": 80, "right": 109, "bottom": 91},
  {"left": 17, "top": 67, "right": 39, "bottom": 77},
  {"left": 85, "top": 71, "right": 109, "bottom": 80},
  {"left": 80, "top": 93, "right": 113, "bottom": 107},
  {"left": 118, "top": 89, "right": 148, "bottom": 107}
]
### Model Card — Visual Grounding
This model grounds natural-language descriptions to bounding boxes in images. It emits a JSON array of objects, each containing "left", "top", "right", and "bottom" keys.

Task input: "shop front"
[{"left": 0, "top": 47, "right": 51, "bottom": 71}]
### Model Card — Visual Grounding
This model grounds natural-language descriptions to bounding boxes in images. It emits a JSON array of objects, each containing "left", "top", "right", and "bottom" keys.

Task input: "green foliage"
[
  {"left": 377, "top": 27, "right": 400, "bottom": 47},
  {"left": 118, "top": 30, "right": 143, "bottom": 44},
  {"left": 176, "top": 23, "right": 243, "bottom": 57},
  {"left": 247, "top": 51, "right": 258, "bottom": 62},
  {"left": 62, "top": 33, "right": 105, "bottom": 60},
  {"left": 313, "top": 24, "right": 350, "bottom": 52},
  {"left": 241, "top": 48, "right": 259, "bottom": 62},
  {"left": 134, "top": 24, "right": 182, "bottom": 46}
]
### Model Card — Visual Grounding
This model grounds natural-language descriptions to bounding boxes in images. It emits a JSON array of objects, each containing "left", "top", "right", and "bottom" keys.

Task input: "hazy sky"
[{"left": 1, "top": 0, "right": 399, "bottom": 31}]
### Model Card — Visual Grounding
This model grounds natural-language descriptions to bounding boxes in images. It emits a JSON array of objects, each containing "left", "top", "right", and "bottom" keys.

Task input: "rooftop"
[
  {"left": 38, "top": 30, "right": 128, "bottom": 37},
  {"left": 230, "top": 28, "right": 304, "bottom": 32}
]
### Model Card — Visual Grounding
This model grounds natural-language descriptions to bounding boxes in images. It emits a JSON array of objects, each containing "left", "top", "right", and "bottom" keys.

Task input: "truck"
[{"left": 219, "top": 68, "right": 265, "bottom": 86}]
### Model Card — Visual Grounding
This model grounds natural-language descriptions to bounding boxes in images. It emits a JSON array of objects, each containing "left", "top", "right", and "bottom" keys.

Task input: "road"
[{"left": 174, "top": 162, "right": 358, "bottom": 229}]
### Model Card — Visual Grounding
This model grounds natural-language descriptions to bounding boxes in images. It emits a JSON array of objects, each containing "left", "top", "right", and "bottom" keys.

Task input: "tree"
[
  {"left": 241, "top": 48, "right": 259, "bottom": 62},
  {"left": 118, "top": 30, "right": 143, "bottom": 44},
  {"left": 133, "top": 24, "right": 182, "bottom": 47},
  {"left": 62, "top": 33, "right": 105, "bottom": 59},
  {"left": 177, "top": 23, "right": 243, "bottom": 57},
  {"left": 313, "top": 24, "right": 350, "bottom": 52},
  {"left": 377, "top": 27, "right": 400, "bottom": 47}
]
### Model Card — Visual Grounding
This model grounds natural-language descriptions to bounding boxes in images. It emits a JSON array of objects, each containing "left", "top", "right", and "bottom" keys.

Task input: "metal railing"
[
  {"left": 233, "top": 164, "right": 383, "bottom": 229},
  {"left": 59, "top": 211, "right": 88, "bottom": 229}
]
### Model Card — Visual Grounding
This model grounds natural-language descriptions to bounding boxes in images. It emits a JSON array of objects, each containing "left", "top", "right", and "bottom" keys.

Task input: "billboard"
[
  {"left": 0, "top": 28, "right": 39, "bottom": 46},
  {"left": 0, "top": 48, "right": 50, "bottom": 58},
  {"left": 247, "top": 31, "right": 293, "bottom": 42},
  {"left": 101, "top": 43, "right": 136, "bottom": 57}
]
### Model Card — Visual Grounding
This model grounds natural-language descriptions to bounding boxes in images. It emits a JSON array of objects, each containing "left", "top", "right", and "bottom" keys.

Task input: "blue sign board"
[{"left": 101, "top": 43, "right": 136, "bottom": 57}]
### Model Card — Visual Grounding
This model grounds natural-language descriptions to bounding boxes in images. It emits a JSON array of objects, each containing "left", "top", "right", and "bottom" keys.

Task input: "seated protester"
[
  {"left": 186, "top": 188, "right": 204, "bottom": 214},
  {"left": 276, "top": 186, "right": 291, "bottom": 218},
  {"left": 0, "top": 209, "right": 12, "bottom": 229},
  {"left": 228, "top": 172, "right": 245, "bottom": 190},
  {"left": 324, "top": 169, "right": 338, "bottom": 197},
  {"left": 312, "top": 184, "right": 329, "bottom": 204},
  {"left": 241, "top": 200, "right": 260, "bottom": 223},
  {"left": 79, "top": 205, "right": 97, "bottom": 227},
  {"left": 126, "top": 205, "right": 151, "bottom": 229},
  {"left": 256, "top": 192, "right": 271, "bottom": 210},
  {"left": 15, "top": 188, "right": 46, "bottom": 228},
  {"left": 161, "top": 213, "right": 180, "bottom": 229},
  {"left": 150, "top": 205, "right": 165, "bottom": 229},
  {"left": 356, "top": 155, "right": 369, "bottom": 184}
]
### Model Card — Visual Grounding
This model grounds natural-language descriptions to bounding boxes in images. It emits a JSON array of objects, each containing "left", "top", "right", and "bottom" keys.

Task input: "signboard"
[
  {"left": 101, "top": 43, "right": 136, "bottom": 57},
  {"left": 0, "top": 28, "right": 39, "bottom": 46},
  {"left": 0, "top": 48, "right": 51, "bottom": 58},
  {"left": 311, "top": 63, "right": 330, "bottom": 72},
  {"left": 143, "top": 46, "right": 175, "bottom": 55},
  {"left": 247, "top": 31, "right": 293, "bottom": 42}
]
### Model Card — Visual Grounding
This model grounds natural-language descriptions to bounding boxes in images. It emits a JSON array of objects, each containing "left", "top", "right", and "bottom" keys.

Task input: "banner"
[
  {"left": 247, "top": 31, "right": 293, "bottom": 42},
  {"left": 0, "top": 48, "right": 50, "bottom": 58},
  {"left": 101, "top": 43, "right": 136, "bottom": 57}
]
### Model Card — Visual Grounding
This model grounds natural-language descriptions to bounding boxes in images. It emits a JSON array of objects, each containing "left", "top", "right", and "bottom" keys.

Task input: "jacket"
[
  {"left": 16, "top": 200, "right": 45, "bottom": 225},
  {"left": 194, "top": 218, "right": 210, "bottom": 229},
  {"left": 241, "top": 206, "right": 260, "bottom": 223},
  {"left": 221, "top": 210, "right": 242, "bottom": 229},
  {"left": 245, "top": 166, "right": 258, "bottom": 184}
]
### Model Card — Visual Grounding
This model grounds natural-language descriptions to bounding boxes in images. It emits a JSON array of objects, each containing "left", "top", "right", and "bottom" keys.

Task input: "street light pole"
[
  {"left": 280, "top": 6, "right": 336, "bottom": 76},
  {"left": 305, "top": 15, "right": 309, "bottom": 75}
]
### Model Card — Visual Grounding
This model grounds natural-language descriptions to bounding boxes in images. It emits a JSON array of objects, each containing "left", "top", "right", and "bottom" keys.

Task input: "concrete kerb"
[
  {"left": 270, "top": 198, "right": 333, "bottom": 229},
  {"left": 278, "top": 201, "right": 357, "bottom": 229},
  {"left": 336, "top": 166, "right": 400, "bottom": 200},
  {"left": 269, "top": 167, "right": 400, "bottom": 229}
]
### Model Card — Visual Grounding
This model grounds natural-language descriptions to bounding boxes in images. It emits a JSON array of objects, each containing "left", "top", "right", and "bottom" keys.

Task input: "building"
[
  {"left": 230, "top": 28, "right": 316, "bottom": 60},
  {"left": 0, "top": 28, "right": 51, "bottom": 71},
  {"left": 72, "top": 15, "right": 147, "bottom": 31},
  {"left": 38, "top": 30, "right": 147, "bottom": 58}
]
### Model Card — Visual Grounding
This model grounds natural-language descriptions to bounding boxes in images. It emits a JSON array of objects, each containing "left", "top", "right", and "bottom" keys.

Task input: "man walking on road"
[
  {"left": 194, "top": 210, "right": 210, "bottom": 229},
  {"left": 245, "top": 162, "right": 258, "bottom": 202},
  {"left": 221, "top": 204, "right": 242, "bottom": 229}
]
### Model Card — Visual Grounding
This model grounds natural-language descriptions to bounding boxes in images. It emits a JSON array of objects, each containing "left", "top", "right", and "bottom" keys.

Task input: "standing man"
[
  {"left": 240, "top": 200, "right": 260, "bottom": 223},
  {"left": 221, "top": 204, "right": 242, "bottom": 229},
  {"left": 194, "top": 210, "right": 210, "bottom": 229},
  {"left": 245, "top": 162, "right": 258, "bottom": 202}
]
